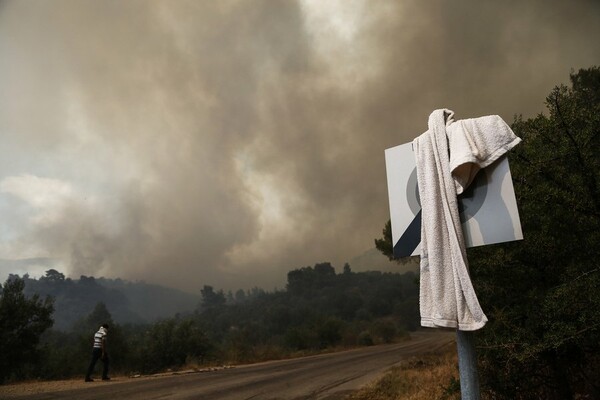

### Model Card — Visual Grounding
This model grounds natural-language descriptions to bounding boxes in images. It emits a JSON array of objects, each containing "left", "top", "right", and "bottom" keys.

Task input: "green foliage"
[
  {"left": 357, "top": 331, "right": 374, "bottom": 346},
  {"left": 440, "top": 376, "right": 461, "bottom": 399},
  {"left": 0, "top": 276, "right": 54, "bottom": 383},
  {"left": 21, "top": 274, "right": 127, "bottom": 330},
  {"left": 317, "top": 317, "right": 344, "bottom": 348},
  {"left": 374, "top": 220, "right": 420, "bottom": 268},
  {"left": 374, "top": 220, "right": 395, "bottom": 261},
  {"left": 42, "top": 269, "right": 65, "bottom": 283},
  {"left": 20, "top": 274, "right": 199, "bottom": 330},
  {"left": 97, "top": 278, "right": 199, "bottom": 322},
  {"left": 80, "top": 302, "right": 114, "bottom": 331},
  {"left": 374, "top": 66, "right": 600, "bottom": 399},
  {"left": 373, "top": 319, "right": 398, "bottom": 344},
  {"left": 6, "top": 263, "right": 418, "bottom": 381},
  {"left": 469, "top": 67, "right": 600, "bottom": 399},
  {"left": 200, "top": 285, "right": 226, "bottom": 309},
  {"left": 37, "top": 329, "right": 84, "bottom": 379},
  {"left": 140, "top": 317, "right": 211, "bottom": 372},
  {"left": 373, "top": 67, "right": 600, "bottom": 398},
  {"left": 284, "top": 326, "right": 315, "bottom": 350}
]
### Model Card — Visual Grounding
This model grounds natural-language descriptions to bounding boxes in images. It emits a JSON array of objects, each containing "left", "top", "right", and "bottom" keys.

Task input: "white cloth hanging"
[{"left": 413, "top": 109, "right": 521, "bottom": 331}]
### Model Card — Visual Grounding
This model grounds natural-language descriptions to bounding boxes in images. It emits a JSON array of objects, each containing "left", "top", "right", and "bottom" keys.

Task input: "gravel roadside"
[{"left": 0, "top": 367, "right": 229, "bottom": 399}]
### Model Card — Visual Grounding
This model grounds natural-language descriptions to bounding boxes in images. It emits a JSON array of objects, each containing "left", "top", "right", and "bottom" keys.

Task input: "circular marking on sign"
[
  {"left": 406, "top": 166, "right": 489, "bottom": 223},
  {"left": 406, "top": 167, "right": 420, "bottom": 216},
  {"left": 458, "top": 169, "right": 488, "bottom": 223}
]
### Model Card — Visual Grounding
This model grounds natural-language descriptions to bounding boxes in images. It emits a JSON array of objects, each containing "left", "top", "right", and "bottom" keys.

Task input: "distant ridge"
[
  {"left": 97, "top": 278, "right": 200, "bottom": 322},
  {"left": 16, "top": 273, "right": 200, "bottom": 330},
  {"left": 347, "top": 247, "right": 418, "bottom": 274}
]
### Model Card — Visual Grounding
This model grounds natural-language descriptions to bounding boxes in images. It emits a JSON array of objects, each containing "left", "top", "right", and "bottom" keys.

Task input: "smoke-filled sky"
[{"left": 1, "top": 0, "right": 599, "bottom": 292}]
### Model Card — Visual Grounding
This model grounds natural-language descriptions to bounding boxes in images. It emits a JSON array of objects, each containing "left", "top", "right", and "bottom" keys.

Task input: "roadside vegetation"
[
  {"left": 348, "top": 343, "right": 460, "bottom": 400},
  {"left": 0, "top": 262, "right": 419, "bottom": 383},
  {"left": 374, "top": 66, "right": 600, "bottom": 399}
]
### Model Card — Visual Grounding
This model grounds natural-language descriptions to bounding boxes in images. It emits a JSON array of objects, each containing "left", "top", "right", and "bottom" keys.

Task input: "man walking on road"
[{"left": 85, "top": 323, "right": 110, "bottom": 382}]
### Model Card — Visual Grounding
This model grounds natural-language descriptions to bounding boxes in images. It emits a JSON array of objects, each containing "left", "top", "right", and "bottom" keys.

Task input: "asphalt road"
[{"left": 10, "top": 330, "right": 454, "bottom": 400}]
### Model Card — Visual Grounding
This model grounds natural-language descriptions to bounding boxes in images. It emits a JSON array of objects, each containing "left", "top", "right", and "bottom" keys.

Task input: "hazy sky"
[{"left": 1, "top": 0, "right": 599, "bottom": 292}]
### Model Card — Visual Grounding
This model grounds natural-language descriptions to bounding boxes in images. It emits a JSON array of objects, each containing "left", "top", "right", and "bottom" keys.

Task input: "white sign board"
[{"left": 385, "top": 142, "right": 523, "bottom": 258}]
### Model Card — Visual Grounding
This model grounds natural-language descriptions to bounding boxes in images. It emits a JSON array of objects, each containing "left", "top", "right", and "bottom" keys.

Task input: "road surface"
[{"left": 4, "top": 330, "right": 454, "bottom": 400}]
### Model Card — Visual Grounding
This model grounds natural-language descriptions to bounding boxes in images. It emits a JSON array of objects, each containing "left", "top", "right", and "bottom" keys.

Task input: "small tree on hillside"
[{"left": 200, "top": 285, "right": 226, "bottom": 309}]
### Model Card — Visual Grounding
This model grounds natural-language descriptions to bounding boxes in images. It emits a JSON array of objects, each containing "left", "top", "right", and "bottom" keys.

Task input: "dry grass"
[{"left": 347, "top": 345, "right": 460, "bottom": 400}]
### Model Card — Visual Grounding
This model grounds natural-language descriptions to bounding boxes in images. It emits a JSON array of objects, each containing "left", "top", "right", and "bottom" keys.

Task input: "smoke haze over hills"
[{"left": 1, "top": 0, "right": 599, "bottom": 291}]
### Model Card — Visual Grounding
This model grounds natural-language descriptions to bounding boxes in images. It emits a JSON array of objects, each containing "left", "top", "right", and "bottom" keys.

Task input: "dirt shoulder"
[
  {"left": 0, "top": 367, "right": 229, "bottom": 399},
  {"left": 1, "top": 376, "right": 124, "bottom": 398}
]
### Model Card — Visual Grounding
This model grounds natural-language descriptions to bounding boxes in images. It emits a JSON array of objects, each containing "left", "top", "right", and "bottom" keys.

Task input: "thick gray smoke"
[{"left": 1, "top": 0, "right": 599, "bottom": 291}]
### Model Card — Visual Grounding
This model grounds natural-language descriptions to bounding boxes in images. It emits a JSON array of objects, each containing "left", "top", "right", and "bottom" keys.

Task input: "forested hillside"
[
  {"left": 0, "top": 262, "right": 419, "bottom": 382},
  {"left": 17, "top": 270, "right": 200, "bottom": 330}
]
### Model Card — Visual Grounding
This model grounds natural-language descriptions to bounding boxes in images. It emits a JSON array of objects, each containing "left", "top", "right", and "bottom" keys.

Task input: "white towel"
[
  {"left": 413, "top": 109, "right": 521, "bottom": 331},
  {"left": 448, "top": 115, "right": 523, "bottom": 195}
]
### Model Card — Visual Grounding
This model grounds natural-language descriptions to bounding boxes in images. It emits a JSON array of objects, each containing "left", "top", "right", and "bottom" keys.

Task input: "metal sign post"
[
  {"left": 457, "top": 330, "right": 480, "bottom": 399},
  {"left": 384, "top": 142, "right": 523, "bottom": 399}
]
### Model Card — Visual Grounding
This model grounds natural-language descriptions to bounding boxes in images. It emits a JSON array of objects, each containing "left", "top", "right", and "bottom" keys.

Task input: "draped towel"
[{"left": 413, "top": 109, "right": 521, "bottom": 331}]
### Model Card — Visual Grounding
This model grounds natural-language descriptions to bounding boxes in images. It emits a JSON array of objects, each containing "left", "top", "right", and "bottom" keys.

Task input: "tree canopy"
[
  {"left": 0, "top": 276, "right": 54, "bottom": 383},
  {"left": 3, "top": 263, "right": 419, "bottom": 381},
  {"left": 470, "top": 66, "right": 600, "bottom": 399},
  {"left": 376, "top": 66, "right": 600, "bottom": 399}
]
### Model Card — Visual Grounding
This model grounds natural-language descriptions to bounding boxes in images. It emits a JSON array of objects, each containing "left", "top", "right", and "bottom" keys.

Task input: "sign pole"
[{"left": 456, "top": 329, "right": 481, "bottom": 400}]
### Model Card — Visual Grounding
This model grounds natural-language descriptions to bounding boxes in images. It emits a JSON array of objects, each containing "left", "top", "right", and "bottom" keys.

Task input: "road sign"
[{"left": 385, "top": 142, "right": 523, "bottom": 258}]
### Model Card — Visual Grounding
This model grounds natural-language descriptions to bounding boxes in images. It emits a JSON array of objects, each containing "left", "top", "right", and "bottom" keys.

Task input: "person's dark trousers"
[{"left": 86, "top": 348, "right": 109, "bottom": 380}]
